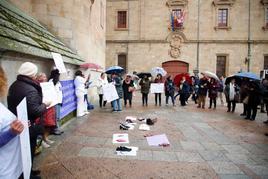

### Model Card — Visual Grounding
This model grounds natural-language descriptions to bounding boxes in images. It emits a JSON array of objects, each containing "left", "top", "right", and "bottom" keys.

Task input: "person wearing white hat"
[{"left": 8, "top": 62, "right": 50, "bottom": 178}]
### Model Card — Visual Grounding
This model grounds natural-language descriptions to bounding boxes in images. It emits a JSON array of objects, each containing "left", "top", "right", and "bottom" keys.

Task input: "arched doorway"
[{"left": 162, "top": 60, "right": 189, "bottom": 78}]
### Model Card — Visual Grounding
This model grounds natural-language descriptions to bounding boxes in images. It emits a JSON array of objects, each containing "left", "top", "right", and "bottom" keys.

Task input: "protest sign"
[
  {"left": 150, "top": 83, "right": 164, "bottom": 93},
  {"left": 103, "top": 83, "right": 119, "bottom": 102},
  {"left": 40, "top": 82, "right": 58, "bottom": 108},
  {"left": 60, "top": 80, "right": 77, "bottom": 119},
  {"left": 51, "top": 52, "right": 67, "bottom": 73},
  {"left": 17, "top": 98, "right": 31, "bottom": 179}
]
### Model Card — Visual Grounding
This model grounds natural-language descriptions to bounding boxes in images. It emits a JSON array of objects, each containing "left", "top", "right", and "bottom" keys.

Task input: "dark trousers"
[
  {"left": 227, "top": 101, "right": 236, "bottom": 112},
  {"left": 180, "top": 93, "right": 186, "bottom": 106},
  {"left": 209, "top": 98, "right": 216, "bottom": 108},
  {"left": 99, "top": 94, "right": 107, "bottom": 108},
  {"left": 142, "top": 93, "right": 148, "bottom": 106},
  {"left": 246, "top": 105, "right": 258, "bottom": 120},
  {"left": 124, "top": 98, "right": 132, "bottom": 107},
  {"left": 155, "top": 93, "right": 161, "bottom": 106},
  {"left": 166, "top": 94, "right": 175, "bottom": 105},
  {"left": 242, "top": 103, "right": 248, "bottom": 115}
]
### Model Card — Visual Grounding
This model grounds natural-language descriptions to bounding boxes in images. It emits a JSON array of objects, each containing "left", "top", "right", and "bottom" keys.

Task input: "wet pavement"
[{"left": 35, "top": 94, "right": 268, "bottom": 179}]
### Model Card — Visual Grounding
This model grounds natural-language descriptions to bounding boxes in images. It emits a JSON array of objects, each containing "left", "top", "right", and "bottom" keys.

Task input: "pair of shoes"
[
  {"left": 117, "top": 110, "right": 122, "bottom": 112},
  {"left": 197, "top": 105, "right": 201, "bottom": 108},
  {"left": 240, "top": 113, "right": 246, "bottom": 116},
  {"left": 260, "top": 110, "right": 266, "bottom": 113},
  {"left": 126, "top": 119, "right": 134, "bottom": 123},
  {"left": 208, "top": 107, "right": 212, "bottom": 109},
  {"left": 112, "top": 110, "right": 118, "bottom": 113},
  {"left": 265, "top": 133, "right": 268, "bottom": 137},
  {"left": 51, "top": 130, "right": 63, "bottom": 135},
  {"left": 30, "top": 175, "right": 41, "bottom": 179},
  {"left": 202, "top": 106, "right": 205, "bottom": 109},
  {"left": 46, "top": 139, "right": 54, "bottom": 144},
  {"left": 227, "top": 110, "right": 230, "bottom": 112},
  {"left": 244, "top": 117, "right": 250, "bottom": 120},
  {"left": 42, "top": 141, "right": 50, "bottom": 148},
  {"left": 119, "top": 123, "right": 130, "bottom": 130},
  {"left": 116, "top": 146, "right": 131, "bottom": 152},
  {"left": 263, "top": 120, "right": 268, "bottom": 124},
  {"left": 31, "top": 170, "right": 41, "bottom": 176},
  {"left": 250, "top": 118, "right": 255, "bottom": 121}
]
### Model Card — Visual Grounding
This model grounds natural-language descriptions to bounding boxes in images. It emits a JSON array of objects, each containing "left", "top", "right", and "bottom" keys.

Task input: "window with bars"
[
  {"left": 264, "top": 56, "right": 268, "bottom": 69},
  {"left": 218, "top": 9, "right": 228, "bottom": 27},
  {"left": 117, "top": 11, "right": 127, "bottom": 29},
  {"left": 118, "top": 54, "right": 127, "bottom": 72},
  {"left": 265, "top": 7, "right": 268, "bottom": 28},
  {"left": 216, "top": 56, "right": 227, "bottom": 77}
]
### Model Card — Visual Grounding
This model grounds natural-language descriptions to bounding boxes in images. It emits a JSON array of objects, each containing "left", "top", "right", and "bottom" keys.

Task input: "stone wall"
[
  {"left": 106, "top": 0, "right": 268, "bottom": 75},
  {"left": 8, "top": 0, "right": 106, "bottom": 68}
]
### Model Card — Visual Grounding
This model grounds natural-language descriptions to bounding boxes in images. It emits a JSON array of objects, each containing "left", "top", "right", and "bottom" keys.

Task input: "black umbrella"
[{"left": 137, "top": 72, "right": 152, "bottom": 78}]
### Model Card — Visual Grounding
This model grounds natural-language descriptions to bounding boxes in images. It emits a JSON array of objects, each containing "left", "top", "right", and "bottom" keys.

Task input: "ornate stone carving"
[
  {"left": 212, "top": 0, "right": 235, "bottom": 6},
  {"left": 166, "top": 0, "right": 188, "bottom": 7},
  {"left": 168, "top": 33, "right": 184, "bottom": 58}
]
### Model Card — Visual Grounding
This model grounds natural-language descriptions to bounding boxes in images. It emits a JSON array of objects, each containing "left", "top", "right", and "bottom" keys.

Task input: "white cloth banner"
[
  {"left": 40, "top": 82, "right": 58, "bottom": 108},
  {"left": 51, "top": 52, "right": 67, "bottom": 73},
  {"left": 150, "top": 83, "right": 164, "bottom": 93},
  {"left": 102, "top": 83, "right": 119, "bottom": 102},
  {"left": 17, "top": 98, "right": 31, "bottom": 179}
]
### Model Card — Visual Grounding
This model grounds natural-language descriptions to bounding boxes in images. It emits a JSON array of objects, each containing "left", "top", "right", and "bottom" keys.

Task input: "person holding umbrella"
[
  {"left": 224, "top": 78, "right": 239, "bottom": 112},
  {"left": 139, "top": 74, "right": 151, "bottom": 106},
  {"left": 111, "top": 73, "right": 123, "bottom": 112},
  {"left": 208, "top": 78, "right": 219, "bottom": 109},
  {"left": 154, "top": 74, "right": 164, "bottom": 106},
  {"left": 122, "top": 74, "right": 135, "bottom": 107},
  {"left": 197, "top": 74, "right": 209, "bottom": 109},
  {"left": 245, "top": 81, "right": 261, "bottom": 120}
]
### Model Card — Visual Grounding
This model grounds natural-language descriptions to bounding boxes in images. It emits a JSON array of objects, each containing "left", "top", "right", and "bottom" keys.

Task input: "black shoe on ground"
[
  {"left": 263, "top": 120, "right": 268, "bottom": 124},
  {"left": 244, "top": 117, "right": 250, "bottom": 120},
  {"left": 250, "top": 118, "right": 255, "bottom": 121},
  {"left": 265, "top": 133, "right": 268, "bottom": 137},
  {"left": 31, "top": 170, "right": 41, "bottom": 176},
  {"left": 260, "top": 110, "right": 266, "bottom": 113},
  {"left": 119, "top": 125, "right": 128, "bottom": 130},
  {"left": 30, "top": 175, "right": 41, "bottom": 179},
  {"left": 240, "top": 113, "right": 246, "bottom": 116},
  {"left": 116, "top": 146, "right": 132, "bottom": 152}
]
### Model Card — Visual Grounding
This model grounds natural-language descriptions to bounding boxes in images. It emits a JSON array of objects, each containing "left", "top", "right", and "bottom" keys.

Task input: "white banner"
[
  {"left": 40, "top": 82, "right": 58, "bottom": 108},
  {"left": 51, "top": 52, "right": 67, "bottom": 73},
  {"left": 102, "top": 83, "right": 119, "bottom": 102},
  {"left": 17, "top": 98, "right": 31, "bottom": 179},
  {"left": 150, "top": 83, "right": 164, "bottom": 93}
]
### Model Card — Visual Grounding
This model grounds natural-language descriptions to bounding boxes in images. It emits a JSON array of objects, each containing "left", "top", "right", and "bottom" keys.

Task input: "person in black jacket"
[
  {"left": 7, "top": 62, "right": 49, "bottom": 178},
  {"left": 245, "top": 81, "right": 261, "bottom": 120}
]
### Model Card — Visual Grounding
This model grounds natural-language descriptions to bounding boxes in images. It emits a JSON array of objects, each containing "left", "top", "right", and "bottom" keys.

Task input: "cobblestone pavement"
[{"left": 35, "top": 94, "right": 268, "bottom": 179}]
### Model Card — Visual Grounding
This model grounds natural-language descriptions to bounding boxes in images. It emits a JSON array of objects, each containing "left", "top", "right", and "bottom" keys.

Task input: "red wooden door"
[{"left": 162, "top": 60, "right": 189, "bottom": 78}]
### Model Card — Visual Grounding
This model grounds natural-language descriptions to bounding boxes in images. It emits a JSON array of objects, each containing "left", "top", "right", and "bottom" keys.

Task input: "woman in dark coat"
[
  {"left": 122, "top": 74, "right": 135, "bottom": 107},
  {"left": 139, "top": 75, "right": 151, "bottom": 106},
  {"left": 179, "top": 76, "right": 190, "bottom": 106},
  {"left": 7, "top": 62, "right": 48, "bottom": 177},
  {"left": 245, "top": 81, "right": 261, "bottom": 120},
  {"left": 208, "top": 78, "right": 219, "bottom": 109},
  {"left": 165, "top": 76, "right": 175, "bottom": 106}
]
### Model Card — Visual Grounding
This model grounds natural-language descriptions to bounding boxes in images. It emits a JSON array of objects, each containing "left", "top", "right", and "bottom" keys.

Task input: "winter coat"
[
  {"left": 139, "top": 78, "right": 151, "bottom": 94},
  {"left": 113, "top": 76, "right": 123, "bottom": 98},
  {"left": 239, "top": 82, "right": 249, "bottom": 102},
  {"left": 208, "top": 81, "right": 219, "bottom": 99},
  {"left": 122, "top": 80, "right": 134, "bottom": 99},
  {"left": 165, "top": 79, "right": 175, "bottom": 96},
  {"left": 198, "top": 78, "right": 208, "bottom": 96},
  {"left": 96, "top": 77, "right": 108, "bottom": 95},
  {"left": 7, "top": 75, "right": 46, "bottom": 123},
  {"left": 248, "top": 83, "right": 261, "bottom": 107},
  {"left": 180, "top": 81, "right": 190, "bottom": 94}
]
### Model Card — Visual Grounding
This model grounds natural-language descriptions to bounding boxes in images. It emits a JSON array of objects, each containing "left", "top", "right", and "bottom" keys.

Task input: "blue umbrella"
[
  {"left": 105, "top": 66, "right": 124, "bottom": 74},
  {"left": 234, "top": 72, "right": 260, "bottom": 81}
]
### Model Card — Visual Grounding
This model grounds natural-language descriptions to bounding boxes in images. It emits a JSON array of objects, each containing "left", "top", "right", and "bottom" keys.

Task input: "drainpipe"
[
  {"left": 196, "top": 0, "right": 200, "bottom": 75},
  {"left": 247, "top": 0, "right": 251, "bottom": 72}
]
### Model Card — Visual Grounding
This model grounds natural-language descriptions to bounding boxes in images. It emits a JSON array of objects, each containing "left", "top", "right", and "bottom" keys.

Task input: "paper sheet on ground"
[
  {"left": 150, "top": 83, "right": 164, "bottom": 93},
  {"left": 112, "top": 133, "right": 129, "bottom": 144},
  {"left": 40, "top": 82, "right": 58, "bottom": 108},
  {"left": 125, "top": 116, "right": 137, "bottom": 121},
  {"left": 103, "top": 83, "right": 119, "bottom": 102},
  {"left": 116, "top": 146, "right": 139, "bottom": 156},
  {"left": 125, "top": 123, "right": 135, "bottom": 130},
  {"left": 139, "top": 124, "right": 150, "bottom": 131},
  {"left": 0, "top": 102, "right": 16, "bottom": 129},
  {"left": 17, "top": 98, "right": 32, "bottom": 179},
  {"left": 51, "top": 52, "right": 67, "bottom": 73},
  {"left": 146, "top": 134, "right": 170, "bottom": 146}
]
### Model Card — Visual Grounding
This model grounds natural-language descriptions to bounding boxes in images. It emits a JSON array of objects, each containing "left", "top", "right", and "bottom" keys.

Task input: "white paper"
[
  {"left": 17, "top": 98, "right": 31, "bottom": 179},
  {"left": 40, "top": 82, "right": 58, "bottom": 108},
  {"left": 51, "top": 52, "right": 67, "bottom": 73},
  {"left": 0, "top": 102, "right": 16, "bottom": 130},
  {"left": 139, "top": 124, "right": 150, "bottom": 131},
  {"left": 150, "top": 83, "right": 164, "bottom": 93},
  {"left": 112, "top": 133, "right": 129, "bottom": 144},
  {"left": 116, "top": 146, "right": 138, "bottom": 156},
  {"left": 146, "top": 134, "right": 170, "bottom": 146},
  {"left": 103, "top": 83, "right": 119, "bottom": 102},
  {"left": 125, "top": 123, "right": 135, "bottom": 130}
]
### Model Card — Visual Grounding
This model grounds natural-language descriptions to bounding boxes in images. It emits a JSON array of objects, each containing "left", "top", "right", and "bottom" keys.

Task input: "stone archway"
[{"left": 162, "top": 60, "right": 189, "bottom": 78}]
